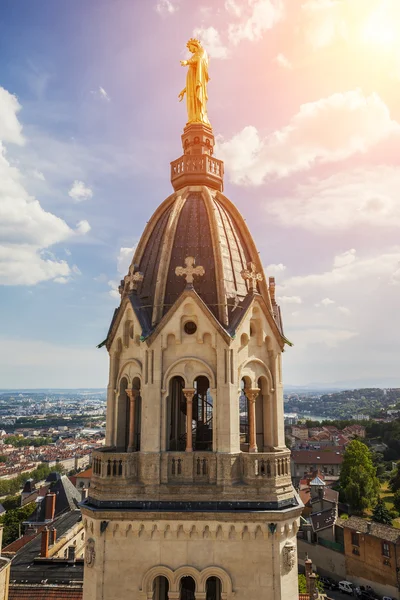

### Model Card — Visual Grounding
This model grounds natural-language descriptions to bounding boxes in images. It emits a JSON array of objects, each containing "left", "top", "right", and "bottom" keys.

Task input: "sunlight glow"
[{"left": 362, "top": 5, "right": 397, "bottom": 48}]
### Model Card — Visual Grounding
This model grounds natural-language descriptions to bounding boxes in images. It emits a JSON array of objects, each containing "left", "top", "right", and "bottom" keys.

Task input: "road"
[{"left": 324, "top": 591, "right": 354, "bottom": 600}]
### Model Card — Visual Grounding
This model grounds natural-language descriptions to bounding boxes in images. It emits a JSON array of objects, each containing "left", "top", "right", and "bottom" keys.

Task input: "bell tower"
[{"left": 81, "top": 39, "right": 302, "bottom": 600}]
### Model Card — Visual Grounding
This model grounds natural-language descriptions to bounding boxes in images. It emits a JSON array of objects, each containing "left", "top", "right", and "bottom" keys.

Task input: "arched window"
[
  {"left": 131, "top": 377, "right": 142, "bottom": 451},
  {"left": 193, "top": 376, "right": 212, "bottom": 451},
  {"left": 206, "top": 576, "right": 222, "bottom": 600},
  {"left": 153, "top": 575, "right": 169, "bottom": 600},
  {"left": 116, "top": 378, "right": 128, "bottom": 451},
  {"left": 239, "top": 378, "right": 249, "bottom": 450},
  {"left": 180, "top": 576, "right": 195, "bottom": 600},
  {"left": 167, "top": 376, "right": 186, "bottom": 451}
]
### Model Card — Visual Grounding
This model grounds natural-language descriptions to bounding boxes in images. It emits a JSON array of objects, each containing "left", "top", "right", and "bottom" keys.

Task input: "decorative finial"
[
  {"left": 178, "top": 39, "right": 211, "bottom": 127},
  {"left": 175, "top": 256, "right": 205, "bottom": 287},
  {"left": 119, "top": 264, "right": 144, "bottom": 297},
  {"left": 269, "top": 276, "right": 276, "bottom": 305},
  {"left": 241, "top": 262, "right": 263, "bottom": 292}
]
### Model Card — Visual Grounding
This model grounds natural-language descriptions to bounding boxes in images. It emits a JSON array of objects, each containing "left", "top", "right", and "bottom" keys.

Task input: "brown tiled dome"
[{"left": 129, "top": 186, "right": 275, "bottom": 333}]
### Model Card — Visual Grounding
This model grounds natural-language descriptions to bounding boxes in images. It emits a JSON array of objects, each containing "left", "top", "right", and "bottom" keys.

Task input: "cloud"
[
  {"left": 217, "top": 90, "right": 400, "bottom": 184},
  {"left": 68, "top": 180, "right": 93, "bottom": 202},
  {"left": 321, "top": 297, "right": 335, "bottom": 305},
  {"left": 278, "top": 295, "right": 302, "bottom": 304},
  {"left": 91, "top": 86, "right": 111, "bottom": 102},
  {"left": 228, "top": 0, "right": 284, "bottom": 44},
  {"left": 193, "top": 27, "right": 228, "bottom": 59},
  {"left": 266, "top": 167, "right": 400, "bottom": 231},
  {"left": 225, "top": 0, "right": 242, "bottom": 17},
  {"left": 107, "top": 245, "right": 137, "bottom": 298},
  {"left": 338, "top": 306, "right": 351, "bottom": 315},
  {"left": 0, "top": 92, "right": 89, "bottom": 286},
  {"left": 31, "top": 169, "right": 45, "bottom": 181},
  {"left": 155, "top": 0, "right": 178, "bottom": 16},
  {"left": 265, "top": 262, "right": 287, "bottom": 275},
  {"left": 275, "top": 53, "right": 292, "bottom": 68},
  {"left": 75, "top": 220, "right": 91, "bottom": 235},
  {"left": 302, "top": 0, "right": 347, "bottom": 48},
  {"left": 0, "top": 87, "right": 25, "bottom": 145}
]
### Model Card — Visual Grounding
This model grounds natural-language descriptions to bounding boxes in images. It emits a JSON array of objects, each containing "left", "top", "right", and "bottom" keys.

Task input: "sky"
[{"left": 1, "top": 0, "right": 400, "bottom": 388}]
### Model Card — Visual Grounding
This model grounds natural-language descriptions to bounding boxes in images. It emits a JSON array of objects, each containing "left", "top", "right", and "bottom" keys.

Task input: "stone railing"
[
  {"left": 170, "top": 155, "right": 224, "bottom": 191},
  {"left": 162, "top": 452, "right": 217, "bottom": 484},
  {"left": 92, "top": 449, "right": 138, "bottom": 480},
  {"left": 240, "top": 451, "right": 291, "bottom": 484}
]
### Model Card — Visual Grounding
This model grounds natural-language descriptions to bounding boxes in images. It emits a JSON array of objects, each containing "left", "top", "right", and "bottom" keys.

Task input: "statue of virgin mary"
[{"left": 178, "top": 39, "right": 211, "bottom": 126}]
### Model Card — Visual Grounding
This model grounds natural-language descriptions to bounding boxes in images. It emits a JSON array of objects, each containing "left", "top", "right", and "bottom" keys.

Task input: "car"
[
  {"left": 339, "top": 581, "right": 354, "bottom": 595},
  {"left": 319, "top": 576, "right": 339, "bottom": 591}
]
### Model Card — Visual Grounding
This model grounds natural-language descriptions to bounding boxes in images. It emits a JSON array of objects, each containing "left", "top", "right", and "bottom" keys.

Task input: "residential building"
[{"left": 291, "top": 450, "right": 343, "bottom": 485}]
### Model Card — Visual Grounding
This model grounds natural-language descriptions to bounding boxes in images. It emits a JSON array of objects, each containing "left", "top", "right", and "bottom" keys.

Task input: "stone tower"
[{"left": 81, "top": 83, "right": 302, "bottom": 600}]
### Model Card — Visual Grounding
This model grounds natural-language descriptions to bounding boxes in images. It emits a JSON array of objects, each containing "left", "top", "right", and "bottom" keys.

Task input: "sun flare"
[{"left": 362, "top": 5, "right": 397, "bottom": 48}]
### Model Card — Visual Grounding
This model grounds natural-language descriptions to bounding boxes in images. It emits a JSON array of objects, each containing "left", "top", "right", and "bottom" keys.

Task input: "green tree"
[
  {"left": 390, "top": 463, "right": 400, "bottom": 492},
  {"left": 394, "top": 490, "right": 400, "bottom": 514},
  {"left": 339, "top": 440, "right": 380, "bottom": 512},
  {"left": 372, "top": 497, "right": 392, "bottom": 525}
]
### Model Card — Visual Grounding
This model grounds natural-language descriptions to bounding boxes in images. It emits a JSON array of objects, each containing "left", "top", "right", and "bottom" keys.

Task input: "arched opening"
[
  {"left": 256, "top": 377, "right": 264, "bottom": 452},
  {"left": 258, "top": 375, "right": 272, "bottom": 450},
  {"left": 193, "top": 376, "right": 213, "bottom": 451},
  {"left": 116, "top": 377, "right": 128, "bottom": 450},
  {"left": 180, "top": 576, "right": 195, "bottom": 600},
  {"left": 239, "top": 378, "right": 249, "bottom": 451},
  {"left": 206, "top": 576, "right": 222, "bottom": 600},
  {"left": 131, "top": 377, "right": 142, "bottom": 452},
  {"left": 167, "top": 376, "right": 186, "bottom": 451},
  {"left": 153, "top": 575, "right": 169, "bottom": 600}
]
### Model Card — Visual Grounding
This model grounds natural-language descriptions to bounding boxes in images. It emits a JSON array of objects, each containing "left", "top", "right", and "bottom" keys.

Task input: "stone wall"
[{"left": 297, "top": 539, "right": 346, "bottom": 579}]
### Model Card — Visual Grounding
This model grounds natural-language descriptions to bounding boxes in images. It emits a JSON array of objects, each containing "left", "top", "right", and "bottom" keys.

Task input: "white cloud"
[
  {"left": 31, "top": 169, "right": 45, "bottom": 181},
  {"left": 321, "top": 297, "right": 335, "bottom": 305},
  {"left": 302, "top": 0, "right": 347, "bottom": 48},
  {"left": 217, "top": 90, "right": 400, "bottom": 184},
  {"left": 228, "top": 0, "right": 284, "bottom": 45},
  {"left": 265, "top": 262, "right": 287, "bottom": 275},
  {"left": 107, "top": 245, "right": 138, "bottom": 299},
  {"left": 338, "top": 306, "right": 351, "bottom": 315},
  {"left": 267, "top": 167, "right": 400, "bottom": 231},
  {"left": 278, "top": 295, "right": 302, "bottom": 304},
  {"left": 275, "top": 53, "right": 292, "bottom": 68},
  {"left": 0, "top": 87, "right": 25, "bottom": 145},
  {"left": 156, "top": 0, "right": 178, "bottom": 16},
  {"left": 0, "top": 89, "right": 91, "bottom": 286},
  {"left": 193, "top": 27, "right": 228, "bottom": 59},
  {"left": 225, "top": 0, "right": 242, "bottom": 17},
  {"left": 68, "top": 180, "right": 93, "bottom": 202},
  {"left": 75, "top": 220, "right": 91, "bottom": 235},
  {"left": 91, "top": 86, "right": 111, "bottom": 102}
]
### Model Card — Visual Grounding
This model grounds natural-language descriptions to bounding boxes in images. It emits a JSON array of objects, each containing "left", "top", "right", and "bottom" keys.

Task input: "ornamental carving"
[
  {"left": 85, "top": 538, "right": 96, "bottom": 568},
  {"left": 282, "top": 541, "right": 296, "bottom": 573}
]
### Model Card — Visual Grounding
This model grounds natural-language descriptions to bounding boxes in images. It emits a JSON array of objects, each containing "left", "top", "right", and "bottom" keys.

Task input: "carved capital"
[
  {"left": 125, "top": 389, "right": 140, "bottom": 401},
  {"left": 244, "top": 387, "right": 260, "bottom": 403},
  {"left": 182, "top": 387, "right": 196, "bottom": 402}
]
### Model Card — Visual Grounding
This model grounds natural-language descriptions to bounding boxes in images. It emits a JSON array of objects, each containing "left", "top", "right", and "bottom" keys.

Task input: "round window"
[{"left": 184, "top": 321, "right": 197, "bottom": 335}]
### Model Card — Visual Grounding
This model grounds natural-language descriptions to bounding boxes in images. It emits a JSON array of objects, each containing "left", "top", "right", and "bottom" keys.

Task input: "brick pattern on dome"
[{"left": 164, "top": 192, "right": 218, "bottom": 317}]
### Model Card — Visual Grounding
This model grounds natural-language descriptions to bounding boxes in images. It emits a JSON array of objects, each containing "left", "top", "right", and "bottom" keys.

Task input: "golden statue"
[{"left": 179, "top": 38, "right": 211, "bottom": 127}]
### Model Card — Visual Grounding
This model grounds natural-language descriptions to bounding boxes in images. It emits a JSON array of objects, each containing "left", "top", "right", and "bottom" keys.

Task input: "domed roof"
[
  {"left": 121, "top": 187, "right": 282, "bottom": 336},
  {"left": 104, "top": 123, "right": 285, "bottom": 346}
]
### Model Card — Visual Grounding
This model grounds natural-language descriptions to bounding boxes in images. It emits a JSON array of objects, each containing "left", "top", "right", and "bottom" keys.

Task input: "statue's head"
[{"left": 187, "top": 38, "right": 201, "bottom": 53}]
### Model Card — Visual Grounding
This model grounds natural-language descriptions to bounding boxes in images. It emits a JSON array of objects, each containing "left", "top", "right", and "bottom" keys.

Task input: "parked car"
[
  {"left": 320, "top": 576, "right": 339, "bottom": 591},
  {"left": 339, "top": 581, "right": 354, "bottom": 595}
]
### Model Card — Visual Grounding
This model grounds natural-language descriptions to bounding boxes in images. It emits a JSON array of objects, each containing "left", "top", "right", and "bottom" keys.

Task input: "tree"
[
  {"left": 339, "top": 440, "right": 380, "bottom": 512},
  {"left": 390, "top": 463, "right": 400, "bottom": 492},
  {"left": 372, "top": 497, "right": 392, "bottom": 525},
  {"left": 394, "top": 490, "right": 400, "bottom": 514}
]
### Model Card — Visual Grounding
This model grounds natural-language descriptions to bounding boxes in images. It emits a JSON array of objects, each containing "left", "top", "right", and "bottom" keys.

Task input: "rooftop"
[
  {"left": 291, "top": 450, "right": 344, "bottom": 465},
  {"left": 337, "top": 516, "right": 400, "bottom": 543},
  {"left": 9, "top": 585, "right": 82, "bottom": 600}
]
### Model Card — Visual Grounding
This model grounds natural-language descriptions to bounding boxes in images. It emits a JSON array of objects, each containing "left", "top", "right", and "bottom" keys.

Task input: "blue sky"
[{"left": 1, "top": 0, "right": 400, "bottom": 388}]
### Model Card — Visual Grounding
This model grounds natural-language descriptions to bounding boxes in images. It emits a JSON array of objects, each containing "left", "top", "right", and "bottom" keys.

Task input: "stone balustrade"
[
  {"left": 240, "top": 451, "right": 291, "bottom": 484},
  {"left": 170, "top": 155, "right": 224, "bottom": 191},
  {"left": 92, "top": 449, "right": 138, "bottom": 480},
  {"left": 91, "top": 449, "right": 291, "bottom": 489}
]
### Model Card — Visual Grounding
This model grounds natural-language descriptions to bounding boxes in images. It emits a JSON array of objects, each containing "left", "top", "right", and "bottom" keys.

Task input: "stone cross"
[
  {"left": 175, "top": 256, "right": 205, "bottom": 286},
  {"left": 241, "top": 261, "right": 263, "bottom": 291},
  {"left": 119, "top": 265, "right": 144, "bottom": 297}
]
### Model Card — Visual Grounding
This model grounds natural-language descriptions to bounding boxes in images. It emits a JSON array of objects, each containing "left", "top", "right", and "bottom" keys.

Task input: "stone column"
[
  {"left": 183, "top": 388, "right": 195, "bottom": 452},
  {"left": 126, "top": 389, "right": 138, "bottom": 452},
  {"left": 245, "top": 387, "right": 260, "bottom": 453}
]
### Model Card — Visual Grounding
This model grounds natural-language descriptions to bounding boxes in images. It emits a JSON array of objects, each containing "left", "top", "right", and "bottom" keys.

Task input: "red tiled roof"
[
  {"left": 9, "top": 585, "right": 82, "bottom": 600},
  {"left": 291, "top": 450, "right": 343, "bottom": 465},
  {"left": 76, "top": 467, "right": 92, "bottom": 479},
  {"left": 3, "top": 526, "right": 46, "bottom": 553}
]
